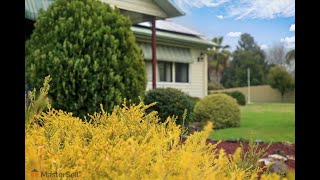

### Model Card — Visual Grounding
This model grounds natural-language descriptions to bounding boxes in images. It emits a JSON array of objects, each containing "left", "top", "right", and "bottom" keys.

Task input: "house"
[
  {"left": 133, "top": 20, "right": 213, "bottom": 97},
  {"left": 25, "top": 0, "right": 214, "bottom": 98}
]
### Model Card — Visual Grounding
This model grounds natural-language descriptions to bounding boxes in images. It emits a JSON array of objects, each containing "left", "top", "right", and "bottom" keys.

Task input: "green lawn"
[{"left": 209, "top": 103, "right": 295, "bottom": 143}]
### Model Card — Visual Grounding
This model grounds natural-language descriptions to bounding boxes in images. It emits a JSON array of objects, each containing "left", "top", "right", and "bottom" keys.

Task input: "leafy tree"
[
  {"left": 25, "top": 0, "right": 147, "bottom": 117},
  {"left": 207, "top": 37, "right": 231, "bottom": 83},
  {"left": 236, "top": 33, "right": 261, "bottom": 52},
  {"left": 221, "top": 50, "right": 267, "bottom": 88},
  {"left": 267, "top": 65, "right": 294, "bottom": 102},
  {"left": 236, "top": 33, "right": 266, "bottom": 63},
  {"left": 221, "top": 33, "right": 268, "bottom": 88}
]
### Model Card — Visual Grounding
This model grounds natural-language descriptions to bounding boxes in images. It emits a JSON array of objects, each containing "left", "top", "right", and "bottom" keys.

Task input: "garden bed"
[
  {"left": 206, "top": 139, "right": 295, "bottom": 169},
  {"left": 181, "top": 136, "right": 295, "bottom": 170}
]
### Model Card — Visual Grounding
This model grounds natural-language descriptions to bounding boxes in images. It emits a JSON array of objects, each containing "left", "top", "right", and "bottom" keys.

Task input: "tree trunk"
[
  {"left": 217, "top": 72, "right": 223, "bottom": 83},
  {"left": 208, "top": 69, "right": 218, "bottom": 83}
]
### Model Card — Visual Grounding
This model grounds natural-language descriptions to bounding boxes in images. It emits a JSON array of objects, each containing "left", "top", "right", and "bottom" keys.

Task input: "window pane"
[
  {"left": 158, "top": 62, "right": 172, "bottom": 82},
  {"left": 175, "top": 63, "right": 189, "bottom": 83}
]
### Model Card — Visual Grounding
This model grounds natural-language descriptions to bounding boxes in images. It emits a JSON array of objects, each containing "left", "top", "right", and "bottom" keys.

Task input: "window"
[
  {"left": 158, "top": 62, "right": 172, "bottom": 82},
  {"left": 175, "top": 63, "right": 189, "bottom": 83}
]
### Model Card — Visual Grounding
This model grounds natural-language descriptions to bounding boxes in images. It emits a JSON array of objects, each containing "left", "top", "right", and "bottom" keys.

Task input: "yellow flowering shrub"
[{"left": 25, "top": 76, "right": 291, "bottom": 179}]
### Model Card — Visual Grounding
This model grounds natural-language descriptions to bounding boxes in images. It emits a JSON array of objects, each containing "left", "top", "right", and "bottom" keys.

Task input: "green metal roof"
[
  {"left": 132, "top": 26, "right": 215, "bottom": 49},
  {"left": 138, "top": 20, "right": 201, "bottom": 36},
  {"left": 25, "top": 0, "right": 184, "bottom": 21},
  {"left": 137, "top": 42, "right": 193, "bottom": 63}
]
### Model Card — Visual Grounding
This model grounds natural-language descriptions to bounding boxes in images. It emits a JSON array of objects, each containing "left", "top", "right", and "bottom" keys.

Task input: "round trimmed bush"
[
  {"left": 144, "top": 88, "right": 195, "bottom": 126},
  {"left": 210, "top": 91, "right": 246, "bottom": 106},
  {"left": 194, "top": 94, "right": 240, "bottom": 129},
  {"left": 224, "top": 91, "right": 246, "bottom": 106},
  {"left": 25, "top": 0, "right": 146, "bottom": 117}
]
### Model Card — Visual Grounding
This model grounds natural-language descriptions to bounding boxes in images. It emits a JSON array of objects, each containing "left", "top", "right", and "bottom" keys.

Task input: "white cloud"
[
  {"left": 260, "top": 44, "right": 269, "bottom": 50},
  {"left": 290, "top": 24, "right": 295, "bottom": 32},
  {"left": 217, "top": 15, "right": 224, "bottom": 19},
  {"left": 228, "top": 0, "right": 295, "bottom": 19},
  {"left": 226, "top": 32, "right": 242, "bottom": 37},
  {"left": 280, "top": 36, "right": 295, "bottom": 49},
  {"left": 172, "top": 0, "right": 295, "bottom": 19},
  {"left": 172, "top": 0, "right": 230, "bottom": 12}
]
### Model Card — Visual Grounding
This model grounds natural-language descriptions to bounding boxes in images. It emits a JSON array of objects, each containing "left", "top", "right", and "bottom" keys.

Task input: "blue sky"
[{"left": 168, "top": 0, "right": 295, "bottom": 52}]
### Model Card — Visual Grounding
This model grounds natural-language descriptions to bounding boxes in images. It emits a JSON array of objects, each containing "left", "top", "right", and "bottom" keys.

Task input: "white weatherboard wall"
[{"left": 146, "top": 49, "right": 208, "bottom": 98}]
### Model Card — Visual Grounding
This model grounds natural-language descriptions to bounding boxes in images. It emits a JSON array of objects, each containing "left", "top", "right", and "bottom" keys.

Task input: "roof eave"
[{"left": 153, "top": 0, "right": 185, "bottom": 18}]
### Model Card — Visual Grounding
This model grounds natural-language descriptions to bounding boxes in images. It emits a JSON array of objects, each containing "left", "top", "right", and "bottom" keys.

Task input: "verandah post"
[{"left": 151, "top": 16, "right": 157, "bottom": 89}]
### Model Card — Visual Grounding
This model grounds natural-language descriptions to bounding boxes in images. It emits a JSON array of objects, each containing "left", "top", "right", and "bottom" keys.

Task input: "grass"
[{"left": 209, "top": 103, "right": 295, "bottom": 143}]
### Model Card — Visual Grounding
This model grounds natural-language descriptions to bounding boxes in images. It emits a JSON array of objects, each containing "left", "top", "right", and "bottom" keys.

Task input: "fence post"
[{"left": 247, "top": 68, "right": 251, "bottom": 104}]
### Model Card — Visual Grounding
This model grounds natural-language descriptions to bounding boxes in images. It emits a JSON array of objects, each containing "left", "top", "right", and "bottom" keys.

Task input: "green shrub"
[
  {"left": 224, "top": 91, "right": 246, "bottom": 106},
  {"left": 194, "top": 94, "right": 240, "bottom": 129},
  {"left": 210, "top": 91, "right": 246, "bottom": 106},
  {"left": 143, "top": 88, "right": 195, "bottom": 126},
  {"left": 267, "top": 65, "right": 295, "bottom": 102},
  {"left": 25, "top": 0, "right": 146, "bottom": 117},
  {"left": 190, "top": 96, "right": 201, "bottom": 103},
  {"left": 208, "top": 83, "right": 224, "bottom": 90}
]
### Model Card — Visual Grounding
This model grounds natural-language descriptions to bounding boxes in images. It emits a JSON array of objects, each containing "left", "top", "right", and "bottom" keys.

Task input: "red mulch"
[{"left": 205, "top": 139, "right": 295, "bottom": 170}]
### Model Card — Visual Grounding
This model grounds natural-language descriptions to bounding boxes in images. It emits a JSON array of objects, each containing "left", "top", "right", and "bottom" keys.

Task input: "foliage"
[
  {"left": 25, "top": 75, "right": 52, "bottom": 124},
  {"left": 221, "top": 50, "right": 267, "bottom": 88},
  {"left": 210, "top": 91, "right": 246, "bottom": 106},
  {"left": 238, "top": 138, "right": 270, "bottom": 171},
  {"left": 267, "top": 65, "right": 295, "bottom": 101},
  {"left": 25, "top": 0, "right": 146, "bottom": 117},
  {"left": 207, "top": 37, "right": 231, "bottom": 83},
  {"left": 227, "top": 138, "right": 273, "bottom": 178},
  {"left": 224, "top": 91, "right": 246, "bottom": 106},
  {"left": 191, "top": 96, "right": 201, "bottom": 103},
  {"left": 221, "top": 33, "right": 269, "bottom": 88},
  {"left": 236, "top": 33, "right": 262, "bottom": 52},
  {"left": 143, "top": 88, "right": 195, "bottom": 126},
  {"left": 208, "top": 83, "right": 224, "bottom": 90},
  {"left": 194, "top": 94, "right": 240, "bottom": 129},
  {"left": 285, "top": 49, "right": 295, "bottom": 64},
  {"left": 25, "top": 79, "right": 287, "bottom": 179}
]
